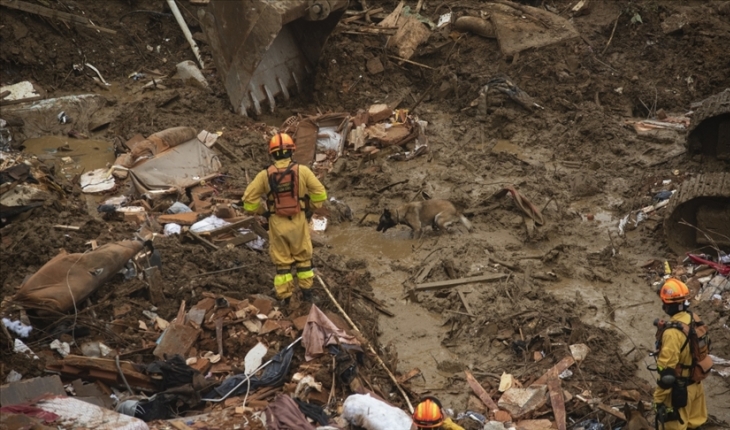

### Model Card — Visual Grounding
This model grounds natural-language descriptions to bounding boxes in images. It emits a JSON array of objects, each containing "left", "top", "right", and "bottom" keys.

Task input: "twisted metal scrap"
[{"left": 480, "top": 76, "right": 544, "bottom": 112}]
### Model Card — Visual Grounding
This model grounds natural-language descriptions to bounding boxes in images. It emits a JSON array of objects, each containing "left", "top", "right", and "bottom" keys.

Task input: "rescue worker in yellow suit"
[
  {"left": 243, "top": 133, "right": 327, "bottom": 303},
  {"left": 653, "top": 278, "right": 707, "bottom": 430},
  {"left": 412, "top": 397, "right": 465, "bottom": 430}
]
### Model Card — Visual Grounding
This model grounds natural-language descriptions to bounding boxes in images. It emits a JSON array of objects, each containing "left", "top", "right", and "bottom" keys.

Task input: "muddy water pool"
[{"left": 23, "top": 135, "right": 115, "bottom": 178}]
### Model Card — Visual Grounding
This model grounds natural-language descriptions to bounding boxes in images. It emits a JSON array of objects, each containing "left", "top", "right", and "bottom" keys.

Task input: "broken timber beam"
[
  {"left": 547, "top": 368, "right": 566, "bottom": 430},
  {"left": 531, "top": 356, "right": 575, "bottom": 386},
  {"left": 465, "top": 370, "right": 499, "bottom": 414},
  {"left": 0, "top": 0, "right": 116, "bottom": 34},
  {"left": 203, "top": 217, "right": 256, "bottom": 238},
  {"left": 597, "top": 403, "right": 627, "bottom": 421},
  {"left": 188, "top": 231, "right": 219, "bottom": 250},
  {"left": 216, "top": 232, "right": 258, "bottom": 247},
  {"left": 351, "top": 288, "right": 394, "bottom": 317},
  {"left": 415, "top": 273, "right": 508, "bottom": 291}
]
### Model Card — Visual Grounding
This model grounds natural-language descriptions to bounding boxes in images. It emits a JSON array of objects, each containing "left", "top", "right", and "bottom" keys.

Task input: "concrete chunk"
[
  {"left": 0, "top": 375, "right": 65, "bottom": 406},
  {"left": 497, "top": 386, "right": 548, "bottom": 418},
  {"left": 368, "top": 104, "right": 392, "bottom": 123}
]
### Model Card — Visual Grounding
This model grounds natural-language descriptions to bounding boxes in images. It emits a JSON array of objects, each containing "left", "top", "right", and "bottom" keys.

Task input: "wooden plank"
[
  {"left": 597, "top": 403, "right": 626, "bottom": 421},
  {"left": 531, "top": 356, "right": 574, "bottom": 386},
  {"left": 547, "top": 369, "right": 566, "bottom": 430},
  {"left": 153, "top": 324, "right": 200, "bottom": 359},
  {"left": 188, "top": 230, "right": 219, "bottom": 250},
  {"left": 464, "top": 369, "right": 499, "bottom": 413},
  {"left": 215, "top": 232, "right": 258, "bottom": 247},
  {"left": 0, "top": 0, "right": 116, "bottom": 34},
  {"left": 53, "top": 224, "right": 80, "bottom": 231},
  {"left": 457, "top": 290, "right": 475, "bottom": 317},
  {"left": 0, "top": 95, "right": 42, "bottom": 106},
  {"left": 415, "top": 260, "right": 437, "bottom": 283},
  {"left": 170, "top": 421, "right": 195, "bottom": 430},
  {"left": 415, "top": 273, "right": 508, "bottom": 291},
  {"left": 397, "top": 367, "right": 421, "bottom": 384},
  {"left": 53, "top": 356, "right": 155, "bottom": 391},
  {"left": 352, "top": 288, "right": 394, "bottom": 317},
  {"left": 158, "top": 212, "right": 200, "bottom": 225}
]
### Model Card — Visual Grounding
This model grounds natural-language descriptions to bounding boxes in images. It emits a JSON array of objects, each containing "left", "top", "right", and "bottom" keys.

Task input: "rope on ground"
[{"left": 316, "top": 274, "right": 414, "bottom": 413}]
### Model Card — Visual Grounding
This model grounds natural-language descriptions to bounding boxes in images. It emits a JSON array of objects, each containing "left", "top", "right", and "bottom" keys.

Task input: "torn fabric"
[
  {"left": 302, "top": 304, "right": 360, "bottom": 361},
  {"left": 265, "top": 395, "right": 316, "bottom": 430}
]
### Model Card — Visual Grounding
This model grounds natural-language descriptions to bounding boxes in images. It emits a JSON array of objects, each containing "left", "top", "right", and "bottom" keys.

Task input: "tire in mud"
[
  {"left": 664, "top": 173, "right": 730, "bottom": 255},
  {"left": 686, "top": 89, "right": 730, "bottom": 159}
]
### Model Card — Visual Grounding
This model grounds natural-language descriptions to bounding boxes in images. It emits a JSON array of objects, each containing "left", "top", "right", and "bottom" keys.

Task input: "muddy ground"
[{"left": 1, "top": 0, "right": 729, "bottom": 427}]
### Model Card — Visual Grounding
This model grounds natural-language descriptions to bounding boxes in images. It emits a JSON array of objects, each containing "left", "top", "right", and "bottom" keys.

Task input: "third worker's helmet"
[
  {"left": 412, "top": 397, "right": 445, "bottom": 429},
  {"left": 269, "top": 132, "right": 296, "bottom": 154},
  {"left": 659, "top": 278, "right": 690, "bottom": 304}
]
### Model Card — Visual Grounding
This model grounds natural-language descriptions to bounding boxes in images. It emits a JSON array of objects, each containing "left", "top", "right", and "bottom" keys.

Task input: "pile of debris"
[
  {"left": 1, "top": 255, "right": 404, "bottom": 430},
  {"left": 644, "top": 252, "right": 730, "bottom": 307},
  {"left": 278, "top": 103, "right": 429, "bottom": 180}
]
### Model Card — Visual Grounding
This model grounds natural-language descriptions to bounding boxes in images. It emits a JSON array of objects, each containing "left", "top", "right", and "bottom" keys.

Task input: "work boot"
[{"left": 301, "top": 288, "right": 314, "bottom": 302}]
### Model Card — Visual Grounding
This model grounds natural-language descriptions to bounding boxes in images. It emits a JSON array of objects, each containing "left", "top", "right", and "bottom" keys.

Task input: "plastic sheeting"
[{"left": 342, "top": 394, "right": 413, "bottom": 430}]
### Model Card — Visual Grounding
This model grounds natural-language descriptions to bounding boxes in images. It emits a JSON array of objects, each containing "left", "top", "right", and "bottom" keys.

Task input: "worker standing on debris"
[
  {"left": 652, "top": 278, "right": 709, "bottom": 430},
  {"left": 243, "top": 133, "right": 327, "bottom": 303},
  {"left": 412, "top": 397, "right": 465, "bottom": 430}
]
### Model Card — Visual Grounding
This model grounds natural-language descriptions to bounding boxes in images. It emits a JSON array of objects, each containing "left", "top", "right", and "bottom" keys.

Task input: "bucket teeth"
[
  {"left": 278, "top": 78, "right": 290, "bottom": 101},
  {"left": 250, "top": 90, "right": 262, "bottom": 116},
  {"left": 264, "top": 85, "right": 276, "bottom": 113},
  {"left": 200, "top": 0, "right": 348, "bottom": 116}
]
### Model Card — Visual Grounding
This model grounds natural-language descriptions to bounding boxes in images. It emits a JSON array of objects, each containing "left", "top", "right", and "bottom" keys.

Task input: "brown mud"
[{"left": 1, "top": 0, "right": 729, "bottom": 427}]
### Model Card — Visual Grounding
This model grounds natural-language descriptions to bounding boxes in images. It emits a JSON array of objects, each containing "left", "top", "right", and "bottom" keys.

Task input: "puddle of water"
[
  {"left": 323, "top": 222, "right": 456, "bottom": 387},
  {"left": 325, "top": 223, "right": 414, "bottom": 261},
  {"left": 23, "top": 136, "right": 115, "bottom": 179}
]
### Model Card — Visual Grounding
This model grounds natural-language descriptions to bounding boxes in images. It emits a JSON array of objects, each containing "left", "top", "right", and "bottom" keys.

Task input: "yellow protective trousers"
[
  {"left": 269, "top": 212, "right": 314, "bottom": 299},
  {"left": 655, "top": 382, "right": 707, "bottom": 430}
]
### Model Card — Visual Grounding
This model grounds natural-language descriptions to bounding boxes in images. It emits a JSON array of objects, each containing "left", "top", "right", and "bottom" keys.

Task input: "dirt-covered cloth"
[
  {"left": 265, "top": 395, "right": 316, "bottom": 430},
  {"left": 13, "top": 240, "right": 144, "bottom": 313},
  {"left": 302, "top": 304, "right": 360, "bottom": 361}
]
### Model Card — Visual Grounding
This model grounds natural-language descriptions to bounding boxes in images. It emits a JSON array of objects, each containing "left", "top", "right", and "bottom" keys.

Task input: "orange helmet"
[
  {"left": 660, "top": 278, "right": 690, "bottom": 304},
  {"left": 412, "top": 397, "right": 444, "bottom": 428},
  {"left": 269, "top": 133, "right": 296, "bottom": 154}
]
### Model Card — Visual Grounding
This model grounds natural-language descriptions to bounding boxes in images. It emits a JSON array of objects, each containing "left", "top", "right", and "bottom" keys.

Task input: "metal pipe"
[
  {"left": 166, "top": 0, "right": 204, "bottom": 69},
  {"left": 200, "top": 336, "right": 302, "bottom": 403}
]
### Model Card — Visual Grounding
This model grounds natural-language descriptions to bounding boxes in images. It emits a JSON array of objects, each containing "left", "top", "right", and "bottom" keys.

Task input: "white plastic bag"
[
  {"left": 164, "top": 223, "right": 182, "bottom": 236},
  {"left": 342, "top": 394, "right": 413, "bottom": 430}
]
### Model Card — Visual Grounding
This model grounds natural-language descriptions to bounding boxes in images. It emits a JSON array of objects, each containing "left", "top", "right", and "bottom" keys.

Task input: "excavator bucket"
[{"left": 198, "top": 0, "right": 348, "bottom": 116}]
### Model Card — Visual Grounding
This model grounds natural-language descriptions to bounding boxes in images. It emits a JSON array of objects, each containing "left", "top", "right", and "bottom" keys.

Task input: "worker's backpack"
[
  {"left": 267, "top": 162, "right": 301, "bottom": 217},
  {"left": 655, "top": 312, "right": 713, "bottom": 383}
]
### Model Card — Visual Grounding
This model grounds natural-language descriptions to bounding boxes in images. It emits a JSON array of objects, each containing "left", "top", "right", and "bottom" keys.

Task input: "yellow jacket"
[
  {"left": 653, "top": 311, "right": 693, "bottom": 404},
  {"left": 243, "top": 158, "right": 327, "bottom": 215},
  {"left": 441, "top": 418, "right": 465, "bottom": 430}
]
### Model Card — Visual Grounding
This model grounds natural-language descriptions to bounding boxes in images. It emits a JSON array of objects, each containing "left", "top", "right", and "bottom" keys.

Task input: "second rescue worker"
[{"left": 243, "top": 133, "right": 327, "bottom": 303}]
